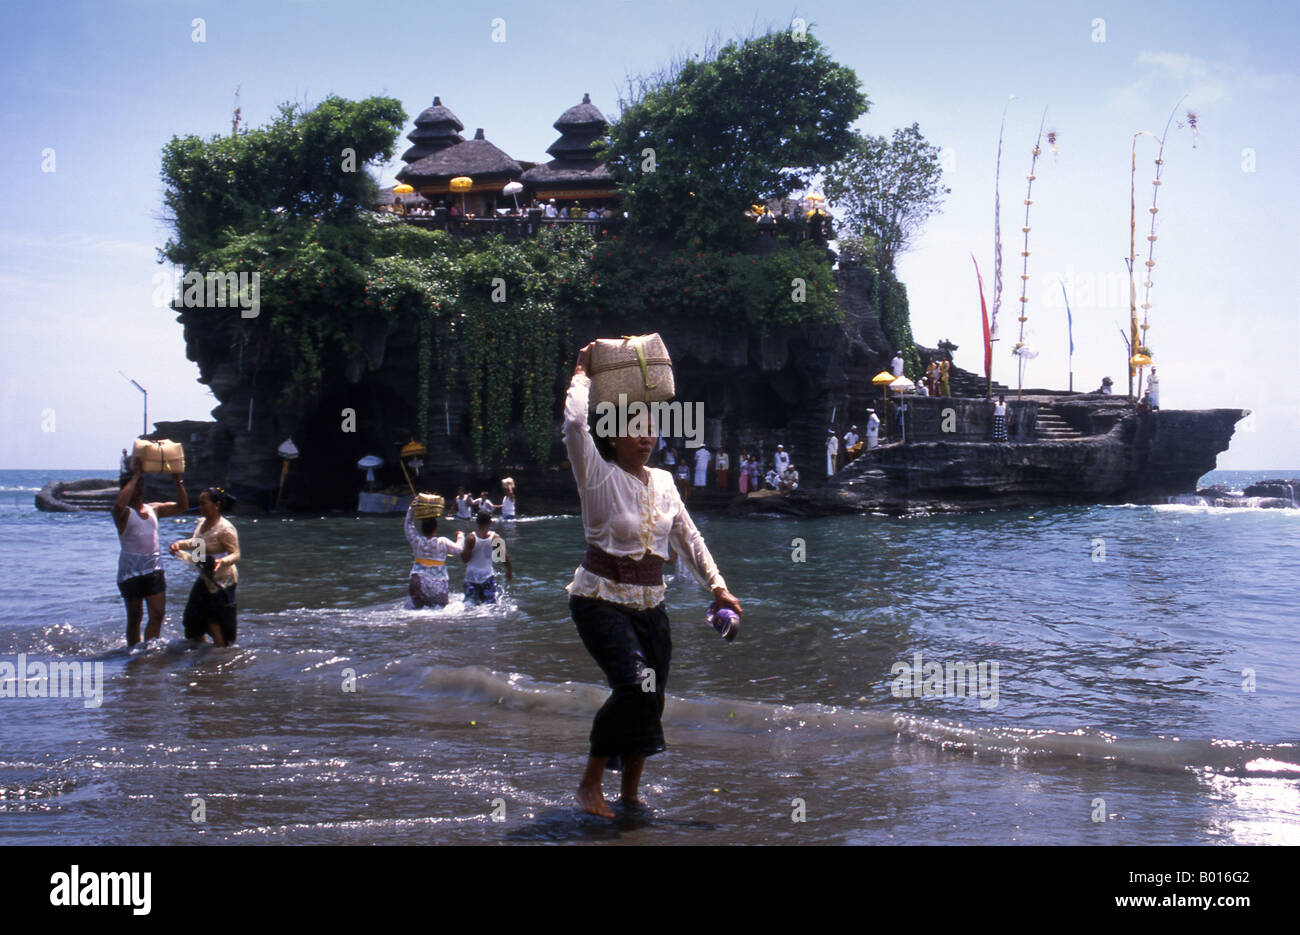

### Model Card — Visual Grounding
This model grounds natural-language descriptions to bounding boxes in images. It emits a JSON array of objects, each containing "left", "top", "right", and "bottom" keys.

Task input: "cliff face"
[
  {"left": 175, "top": 265, "right": 1246, "bottom": 514},
  {"left": 177, "top": 266, "right": 899, "bottom": 509}
]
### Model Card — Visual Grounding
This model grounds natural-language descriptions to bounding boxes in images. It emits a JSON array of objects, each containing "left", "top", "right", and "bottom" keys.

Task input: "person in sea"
[
  {"left": 168, "top": 487, "right": 240, "bottom": 647},
  {"left": 499, "top": 477, "right": 517, "bottom": 520},
  {"left": 461, "top": 510, "right": 511, "bottom": 605},
  {"left": 564, "top": 342, "right": 743, "bottom": 818},
  {"left": 992, "top": 394, "right": 1009, "bottom": 442},
  {"left": 404, "top": 501, "right": 464, "bottom": 608},
  {"left": 113, "top": 459, "right": 189, "bottom": 646},
  {"left": 455, "top": 487, "right": 474, "bottom": 520}
]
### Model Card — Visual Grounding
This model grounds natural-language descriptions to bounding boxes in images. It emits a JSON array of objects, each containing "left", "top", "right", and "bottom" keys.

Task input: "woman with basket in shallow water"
[{"left": 564, "top": 340, "right": 743, "bottom": 818}]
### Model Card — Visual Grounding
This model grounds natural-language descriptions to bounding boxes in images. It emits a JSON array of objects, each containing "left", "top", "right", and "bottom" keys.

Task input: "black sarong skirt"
[{"left": 570, "top": 595, "right": 672, "bottom": 767}]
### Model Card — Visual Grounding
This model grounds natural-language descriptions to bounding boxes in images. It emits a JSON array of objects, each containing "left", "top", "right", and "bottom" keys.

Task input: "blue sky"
[{"left": 1, "top": 0, "right": 1296, "bottom": 469}]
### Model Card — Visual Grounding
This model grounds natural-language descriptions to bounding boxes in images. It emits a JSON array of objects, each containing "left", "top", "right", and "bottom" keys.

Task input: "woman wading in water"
[
  {"left": 564, "top": 342, "right": 743, "bottom": 818},
  {"left": 169, "top": 487, "right": 240, "bottom": 646}
]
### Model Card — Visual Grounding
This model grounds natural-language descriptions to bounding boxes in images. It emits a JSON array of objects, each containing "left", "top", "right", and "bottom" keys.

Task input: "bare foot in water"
[{"left": 576, "top": 784, "right": 614, "bottom": 818}]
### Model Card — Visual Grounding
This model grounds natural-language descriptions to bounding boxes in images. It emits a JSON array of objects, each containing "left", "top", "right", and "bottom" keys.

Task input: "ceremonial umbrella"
[
  {"left": 274, "top": 437, "right": 298, "bottom": 510},
  {"left": 449, "top": 176, "right": 472, "bottom": 216},
  {"left": 872, "top": 371, "right": 896, "bottom": 438},
  {"left": 502, "top": 181, "right": 523, "bottom": 212}
]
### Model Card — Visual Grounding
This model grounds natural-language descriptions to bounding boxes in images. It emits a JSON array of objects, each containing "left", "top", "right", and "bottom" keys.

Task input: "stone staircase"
[
  {"left": 1034, "top": 410, "right": 1084, "bottom": 441},
  {"left": 943, "top": 366, "right": 1011, "bottom": 399}
]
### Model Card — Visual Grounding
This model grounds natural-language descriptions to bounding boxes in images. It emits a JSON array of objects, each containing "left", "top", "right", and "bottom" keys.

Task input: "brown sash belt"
[{"left": 582, "top": 544, "right": 664, "bottom": 586}]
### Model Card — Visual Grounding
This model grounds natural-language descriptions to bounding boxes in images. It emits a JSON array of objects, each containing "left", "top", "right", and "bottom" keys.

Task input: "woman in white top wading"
[{"left": 565, "top": 343, "right": 743, "bottom": 818}]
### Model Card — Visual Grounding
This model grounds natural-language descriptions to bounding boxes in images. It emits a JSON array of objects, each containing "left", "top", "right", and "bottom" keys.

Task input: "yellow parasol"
[
  {"left": 393, "top": 183, "right": 414, "bottom": 194},
  {"left": 873, "top": 371, "right": 896, "bottom": 431},
  {"left": 450, "top": 176, "right": 472, "bottom": 216}
]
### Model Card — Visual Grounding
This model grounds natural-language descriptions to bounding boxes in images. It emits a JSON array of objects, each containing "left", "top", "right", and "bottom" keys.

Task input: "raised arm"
[
  {"left": 403, "top": 503, "right": 420, "bottom": 550},
  {"left": 562, "top": 343, "right": 609, "bottom": 491},
  {"left": 112, "top": 462, "right": 142, "bottom": 532},
  {"left": 152, "top": 473, "right": 189, "bottom": 518},
  {"left": 440, "top": 531, "right": 465, "bottom": 556}
]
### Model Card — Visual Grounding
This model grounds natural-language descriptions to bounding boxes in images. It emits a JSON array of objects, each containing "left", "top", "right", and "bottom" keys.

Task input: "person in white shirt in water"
[
  {"left": 564, "top": 342, "right": 743, "bottom": 819},
  {"left": 460, "top": 510, "right": 510, "bottom": 605},
  {"left": 455, "top": 487, "right": 474, "bottom": 520},
  {"left": 113, "top": 458, "right": 188, "bottom": 646},
  {"left": 499, "top": 478, "right": 517, "bottom": 519}
]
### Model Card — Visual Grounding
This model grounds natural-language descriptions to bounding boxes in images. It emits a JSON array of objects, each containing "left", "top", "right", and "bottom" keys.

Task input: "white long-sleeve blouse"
[{"left": 563, "top": 373, "right": 726, "bottom": 610}]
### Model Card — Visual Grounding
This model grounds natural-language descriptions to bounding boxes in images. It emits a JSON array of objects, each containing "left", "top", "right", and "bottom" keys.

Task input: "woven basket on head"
[
  {"left": 132, "top": 438, "right": 185, "bottom": 474},
  {"left": 412, "top": 493, "right": 444, "bottom": 519},
  {"left": 588, "top": 334, "right": 674, "bottom": 407}
]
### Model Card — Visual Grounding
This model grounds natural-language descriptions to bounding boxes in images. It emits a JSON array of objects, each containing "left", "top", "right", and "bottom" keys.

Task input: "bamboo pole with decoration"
[
  {"left": 1128, "top": 96, "right": 1194, "bottom": 402},
  {"left": 1013, "top": 111, "right": 1052, "bottom": 398}
]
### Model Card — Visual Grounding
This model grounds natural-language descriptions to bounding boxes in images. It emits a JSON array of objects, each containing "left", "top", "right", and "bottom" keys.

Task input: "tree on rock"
[
  {"left": 824, "top": 123, "right": 950, "bottom": 274},
  {"left": 598, "top": 28, "right": 869, "bottom": 247}
]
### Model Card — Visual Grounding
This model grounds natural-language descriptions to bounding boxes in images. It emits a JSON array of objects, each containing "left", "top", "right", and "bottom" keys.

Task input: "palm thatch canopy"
[
  {"left": 397, "top": 128, "right": 523, "bottom": 193},
  {"left": 521, "top": 93, "right": 614, "bottom": 197},
  {"left": 400, "top": 96, "right": 466, "bottom": 164}
]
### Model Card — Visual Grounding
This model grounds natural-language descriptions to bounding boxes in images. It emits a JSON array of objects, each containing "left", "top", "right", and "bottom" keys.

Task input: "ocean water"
[{"left": 1, "top": 468, "right": 1297, "bottom": 845}]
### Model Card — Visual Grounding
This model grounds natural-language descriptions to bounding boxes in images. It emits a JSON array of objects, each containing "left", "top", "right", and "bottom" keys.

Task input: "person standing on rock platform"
[
  {"left": 826, "top": 430, "right": 839, "bottom": 476},
  {"left": 844, "top": 426, "right": 861, "bottom": 464},
  {"left": 113, "top": 459, "right": 189, "bottom": 647},
  {"left": 925, "top": 360, "right": 940, "bottom": 397},
  {"left": 564, "top": 342, "right": 743, "bottom": 818},
  {"left": 866, "top": 408, "right": 881, "bottom": 449},
  {"left": 891, "top": 351, "right": 905, "bottom": 377},
  {"left": 693, "top": 445, "right": 711, "bottom": 488},
  {"left": 1147, "top": 368, "right": 1160, "bottom": 410},
  {"left": 773, "top": 445, "right": 791, "bottom": 476},
  {"left": 715, "top": 450, "right": 729, "bottom": 490},
  {"left": 939, "top": 359, "right": 951, "bottom": 397},
  {"left": 992, "top": 395, "right": 1009, "bottom": 442}
]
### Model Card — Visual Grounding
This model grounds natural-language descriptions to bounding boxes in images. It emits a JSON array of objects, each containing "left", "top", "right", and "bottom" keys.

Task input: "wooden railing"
[{"left": 392, "top": 214, "right": 626, "bottom": 239}]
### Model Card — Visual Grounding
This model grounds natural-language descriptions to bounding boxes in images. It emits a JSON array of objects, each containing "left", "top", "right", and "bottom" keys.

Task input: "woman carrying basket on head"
[{"left": 564, "top": 341, "right": 743, "bottom": 818}]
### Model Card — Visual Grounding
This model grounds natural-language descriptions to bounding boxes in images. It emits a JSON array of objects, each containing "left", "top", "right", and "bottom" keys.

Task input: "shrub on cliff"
[{"left": 598, "top": 27, "right": 869, "bottom": 249}]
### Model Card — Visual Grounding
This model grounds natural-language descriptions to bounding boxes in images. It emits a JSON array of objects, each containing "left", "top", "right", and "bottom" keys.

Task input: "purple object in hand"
[{"left": 707, "top": 601, "right": 740, "bottom": 641}]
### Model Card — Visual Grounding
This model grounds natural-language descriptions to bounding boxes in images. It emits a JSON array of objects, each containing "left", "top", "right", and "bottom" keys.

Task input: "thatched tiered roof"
[
  {"left": 400, "top": 96, "right": 466, "bottom": 164},
  {"left": 521, "top": 93, "right": 615, "bottom": 198},
  {"left": 397, "top": 128, "right": 523, "bottom": 193}
]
